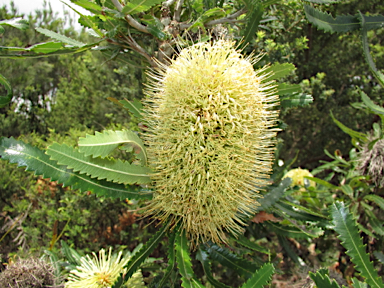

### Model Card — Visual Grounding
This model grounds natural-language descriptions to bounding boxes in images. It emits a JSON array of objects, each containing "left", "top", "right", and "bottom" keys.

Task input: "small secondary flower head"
[
  {"left": 65, "top": 248, "right": 144, "bottom": 288},
  {"left": 358, "top": 138, "right": 384, "bottom": 187},
  {"left": 143, "top": 39, "right": 279, "bottom": 246},
  {"left": 283, "top": 168, "right": 315, "bottom": 188}
]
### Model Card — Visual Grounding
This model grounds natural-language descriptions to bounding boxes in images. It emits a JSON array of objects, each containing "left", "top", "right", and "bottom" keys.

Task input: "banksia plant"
[
  {"left": 358, "top": 138, "right": 384, "bottom": 187},
  {"left": 143, "top": 39, "right": 280, "bottom": 246},
  {"left": 0, "top": 256, "right": 61, "bottom": 288},
  {"left": 283, "top": 168, "right": 316, "bottom": 188},
  {"left": 65, "top": 248, "right": 145, "bottom": 288}
]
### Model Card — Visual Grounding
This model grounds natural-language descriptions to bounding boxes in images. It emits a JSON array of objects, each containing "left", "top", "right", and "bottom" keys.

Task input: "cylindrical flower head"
[{"left": 143, "top": 40, "right": 279, "bottom": 246}]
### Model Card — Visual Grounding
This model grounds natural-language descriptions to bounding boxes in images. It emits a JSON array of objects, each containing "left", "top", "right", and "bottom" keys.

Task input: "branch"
[
  {"left": 110, "top": 0, "right": 150, "bottom": 33},
  {"left": 174, "top": 0, "right": 184, "bottom": 22},
  {"left": 179, "top": 8, "right": 246, "bottom": 30}
]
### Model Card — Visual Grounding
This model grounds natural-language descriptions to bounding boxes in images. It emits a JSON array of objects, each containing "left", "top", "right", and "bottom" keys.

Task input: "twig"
[
  {"left": 110, "top": 0, "right": 150, "bottom": 33},
  {"left": 174, "top": 0, "right": 184, "bottom": 22},
  {"left": 179, "top": 8, "right": 246, "bottom": 30}
]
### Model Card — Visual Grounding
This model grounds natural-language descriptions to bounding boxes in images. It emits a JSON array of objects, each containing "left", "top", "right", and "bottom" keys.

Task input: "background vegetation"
[{"left": 0, "top": 0, "right": 383, "bottom": 287}]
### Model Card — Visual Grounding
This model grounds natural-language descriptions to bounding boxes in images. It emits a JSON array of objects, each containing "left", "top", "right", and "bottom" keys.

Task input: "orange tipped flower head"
[{"left": 143, "top": 39, "right": 279, "bottom": 246}]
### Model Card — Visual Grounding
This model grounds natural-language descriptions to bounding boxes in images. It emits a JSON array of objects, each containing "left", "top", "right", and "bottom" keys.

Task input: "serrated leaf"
[
  {"left": 330, "top": 111, "right": 368, "bottom": 142},
  {"left": 262, "top": 63, "right": 296, "bottom": 82},
  {"left": 305, "top": 176, "right": 339, "bottom": 189},
  {"left": 118, "top": 98, "right": 144, "bottom": 119},
  {"left": 233, "top": 235, "right": 270, "bottom": 254},
  {"left": 0, "top": 73, "right": 12, "bottom": 108},
  {"left": 304, "top": 5, "right": 360, "bottom": 33},
  {"left": 155, "top": 231, "right": 177, "bottom": 287},
  {"left": 359, "top": 89, "right": 384, "bottom": 116},
  {"left": 373, "top": 251, "right": 384, "bottom": 265},
  {"left": 241, "top": 1, "right": 264, "bottom": 47},
  {"left": 365, "top": 209, "right": 384, "bottom": 236},
  {"left": 265, "top": 222, "right": 313, "bottom": 239},
  {"left": 0, "top": 137, "right": 151, "bottom": 199},
  {"left": 274, "top": 202, "right": 325, "bottom": 223},
  {"left": 207, "top": 244, "right": 258, "bottom": 278},
  {"left": 331, "top": 202, "right": 384, "bottom": 288},
  {"left": 363, "top": 194, "right": 384, "bottom": 210},
  {"left": 78, "top": 129, "right": 147, "bottom": 165},
  {"left": 122, "top": 0, "right": 163, "bottom": 15},
  {"left": 303, "top": 0, "right": 342, "bottom": 3},
  {"left": 61, "top": 240, "right": 83, "bottom": 267},
  {"left": 175, "top": 230, "right": 205, "bottom": 288},
  {"left": 73, "top": 0, "right": 103, "bottom": 14},
  {"left": 352, "top": 278, "right": 368, "bottom": 288},
  {"left": 61, "top": 1, "right": 104, "bottom": 36},
  {"left": 46, "top": 143, "right": 151, "bottom": 185},
  {"left": 277, "top": 235, "right": 305, "bottom": 266},
  {"left": 240, "top": 263, "right": 274, "bottom": 288},
  {"left": 27, "top": 42, "right": 63, "bottom": 53},
  {"left": 196, "top": 248, "right": 231, "bottom": 288},
  {"left": 0, "top": 17, "right": 29, "bottom": 30},
  {"left": 358, "top": 12, "right": 384, "bottom": 32},
  {"left": 112, "top": 223, "right": 169, "bottom": 288},
  {"left": 276, "top": 83, "right": 301, "bottom": 96},
  {"left": 35, "top": 28, "right": 85, "bottom": 47},
  {"left": 309, "top": 268, "right": 341, "bottom": 288},
  {"left": 281, "top": 93, "right": 313, "bottom": 108},
  {"left": 256, "top": 178, "right": 291, "bottom": 212}
]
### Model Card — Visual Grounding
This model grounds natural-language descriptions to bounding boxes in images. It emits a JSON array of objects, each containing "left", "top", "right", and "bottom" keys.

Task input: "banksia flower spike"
[{"left": 143, "top": 39, "right": 279, "bottom": 247}]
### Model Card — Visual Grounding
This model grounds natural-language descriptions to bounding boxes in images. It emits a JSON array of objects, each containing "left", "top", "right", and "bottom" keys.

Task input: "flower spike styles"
[
  {"left": 143, "top": 39, "right": 280, "bottom": 247},
  {"left": 65, "top": 248, "right": 145, "bottom": 288}
]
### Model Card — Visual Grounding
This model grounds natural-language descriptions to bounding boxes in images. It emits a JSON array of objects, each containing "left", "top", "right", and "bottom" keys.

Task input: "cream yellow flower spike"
[{"left": 143, "top": 39, "right": 279, "bottom": 247}]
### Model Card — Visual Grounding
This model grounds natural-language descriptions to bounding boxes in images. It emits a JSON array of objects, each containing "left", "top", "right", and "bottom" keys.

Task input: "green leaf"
[
  {"left": 281, "top": 93, "right": 313, "bottom": 108},
  {"left": 61, "top": 1, "right": 104, "bottom": 36},
  {"left": 262, "top": 63, "right": 296, "bottom": 82},
  {"left": 240, "top": 263, "right": 274, "bottom": 288},
  {"left": 359, "top": 89, "right": 384, "bottom": 116},
  {"left": 364, "top": 194, "right": 384, "bottom": 210},
  {"left": 175, "top": 230, "right": 205, "bottom": 288},
  {"left": 0, "top": 18, "right": 29, "bottom": 30},
  {"left": 122, "top": 0, "right": 164, "bottom": 15},
  {"left": 118, "top": 98, "right": 144, "bottom": 120},
  {"left": 373, "top": 251, "right": 384, "bottom": 265},
  {"left": 304, "top": 5, "right": 360, "bottom": 33},
  {"left": 309, "top": 268, "right": 341, "bottom": 288},
  {"left": 233, "top": 235, "right": 270, "bottom": 254},
  {"left": 0, "top": 73, "right": 13, "bottom": 108},
  {"left": 330, "top": 111, "right": 368, "bottom": 141},
  {"left": 305, "top": 176, "right": 339, "bottom": 189},
  {"left": 155, "top": 231, "right": 177, "bottom": 287},
  {"left": 207, "top": 244, "right": 258, "bottom": 278},
  {"left": 303, "top": 0, "right": 342, "bottom": 3},
  {"left": 46, "top": 143, "right": 151, "bottom": 185},
  {"left": 358, "top": 12, "right": 384, "bottom": 32},
  {"left": 27, "top": 42, "right": 63, "bottom": 54},
  {"left": 256, "top": 178, "right": 291, "bottom": 212},
  {"left": 35, "top": 28, "right": 86, "bottom": 47},
  {"left": 78, "top": 129, "right": 147, "bottom": 165},
  {"left": 196, "top": 248, "right": 231, "bottom": 288},
  {"left": 352, "top": 278, "right": 368, "bottom": 288},
  {"left": 276, "top": 83, "right": 301, "bottom": 96},
  {"left": 73, "top": 0, "right": 104, "bottom": 14},
  {"left": 61, "top": 240, "right": 83, "bottom": 267},
  {"left": 112, "top": 223, "right": 169, "bottom": 288},
  {"left": 277, "top": 235, "right": 305, "bottom": 266},
  {"left": 331, "top": 202, "right": 384, "bottom": 288},
  {"left": 0, "top": 137, "right": 151, "bottom": 200},
  {"left": 365, "top": 209, "right": 384, "bottom": 236},
  {"left": 274, "top": 202, "right": 326, "bottom": 223},
  {"left": 241, "top": 1, "right": 264, "bottom": 47},
  {"left": 265, "top": 222, "right": 318, "bottom": 239}
]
